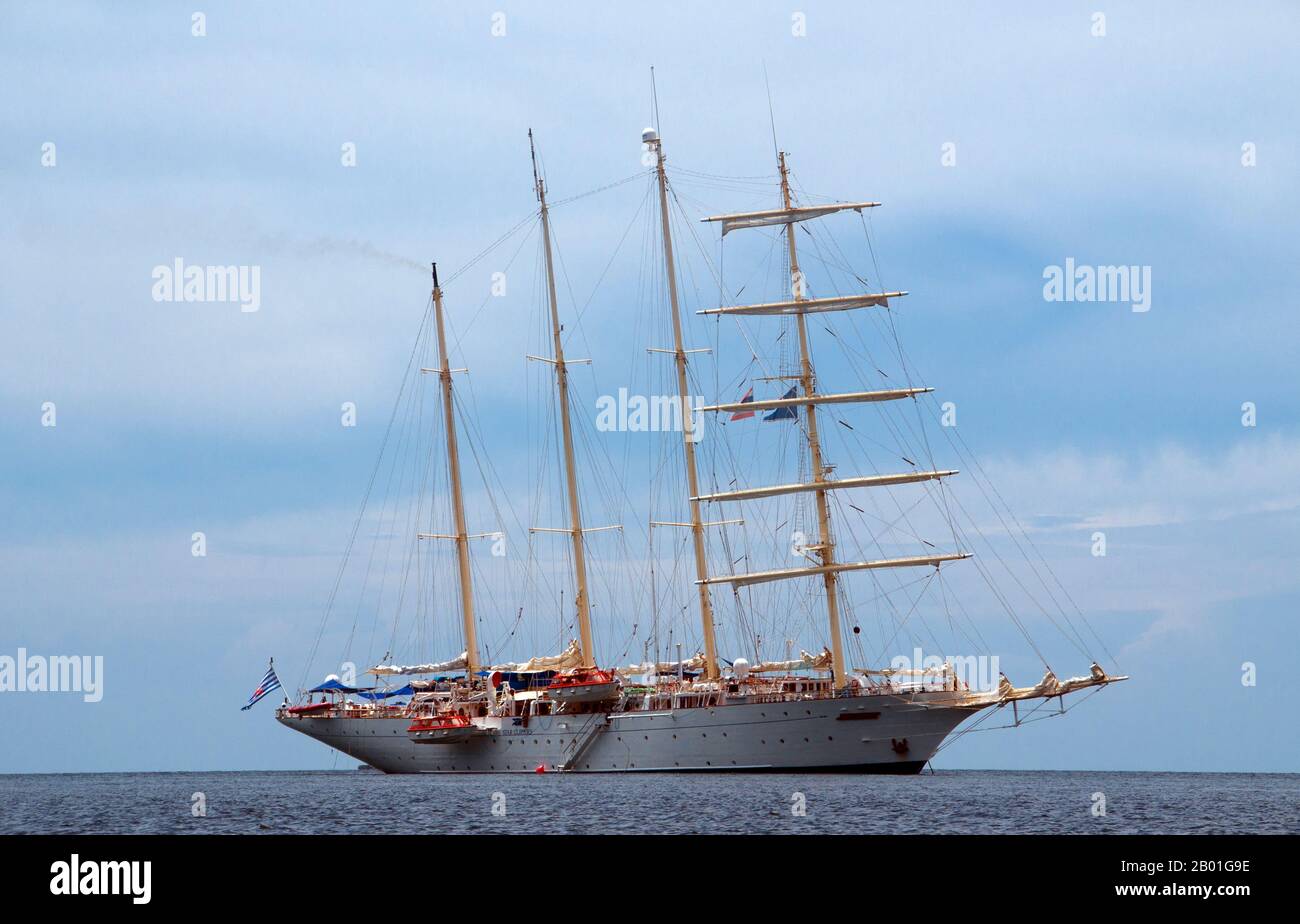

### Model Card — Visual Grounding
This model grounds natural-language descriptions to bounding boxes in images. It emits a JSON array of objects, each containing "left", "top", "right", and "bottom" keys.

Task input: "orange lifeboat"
[
  {"left": 406, "top": 711, "right": 478, "bottom": 744},
  {"left": 545, "top": 667, "right": 619, "bottom": 705}
]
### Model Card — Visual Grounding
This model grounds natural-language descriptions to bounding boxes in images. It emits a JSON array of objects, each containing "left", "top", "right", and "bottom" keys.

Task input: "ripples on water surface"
[{"left": 2, "top": 770, "right": 1295, "bottom": 835}]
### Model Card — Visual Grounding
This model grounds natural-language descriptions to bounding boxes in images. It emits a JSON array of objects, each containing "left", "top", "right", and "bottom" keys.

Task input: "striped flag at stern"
[{"left": 241, "top": 660, "right": 283, "bottom": 711}]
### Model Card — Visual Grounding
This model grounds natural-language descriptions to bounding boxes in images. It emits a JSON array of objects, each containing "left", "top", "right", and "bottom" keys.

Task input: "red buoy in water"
[{"left": 534, "top": 764, "right": 546, "bottom": 774}]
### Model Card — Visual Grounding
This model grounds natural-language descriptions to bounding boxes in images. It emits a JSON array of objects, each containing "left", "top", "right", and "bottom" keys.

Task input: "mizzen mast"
[
  {"left": 429, "top": 264, "right": 480, "bottom": 675},
  {"left": 645, "top": 127, "right": 720, "bottom": 681},
  {"left": 530, "top": 130, "right": 597, "bottom": 668}
]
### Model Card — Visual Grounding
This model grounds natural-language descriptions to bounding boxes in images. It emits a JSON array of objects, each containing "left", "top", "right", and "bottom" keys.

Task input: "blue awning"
[
  {"left": 308, "top": 679, "right": 372, "bottom": 694},
  {"left": 489, "top": 669, "right": 557, "bottom": 690},
  {"left": 355, "top": 685, "right": 416, "bottom": 700}
]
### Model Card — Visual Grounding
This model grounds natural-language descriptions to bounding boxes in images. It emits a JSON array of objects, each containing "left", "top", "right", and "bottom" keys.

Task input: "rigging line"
[
  {"left": 849, "top": 210, "right": 950, "bottom": 490},
  {"left": 574, "top": 178, "right": 654, "bottom": 332},
  {"left": 833, "top": 321, "right": 966, "bottom": 563},
  {"left": 651, "top": 66, "right": 661, "bottom": 145},
  {"left": 937, "top": 414, "right": 1120, "bottom": 670},
  {"left": 355, "top": 329, "right": 429, "bottom": 661},
  {"left": 935, "top": 562, "right": 994, "bottom": 656},
  {"left": 945, "top": 508, "right": 1058, "bottom": 668},
  {"left": 356, "top": 309, "right": 438, "bottom": 649},
  {"left": 299, "top": 293, "right": 432, "bottom": 692},
  {"left": 446, "top": 218, "right": 538, "bottom": 361},
  {"left": 666, "top": 178, "right": 733, "bottom": 302},
  {"left": 943, "top": 485, "right": 1093, "bottom": 660},
  {"left": 668, "top": 165, "right": 780, "bottom": 183},
  {"left": 791, "top": 219, "right": 872, "bottom": 284},
  {"left": 939, "top": 448, "right": 1083, "bottom": 644},
  {"left": 546, "top": 169, "right": 654, "bottom": 210},
  {"left": 387, "top": 375, "right": 428, "bottom": 663},
  {"left": 454, "top": 378, "right": 525, "bottom": 547},
  {"left": 764, "top": 60, "right": 780, "bottom": 161},
  {"left": 868, "top": 571, "right": 939, "bottom": 665},
  {"left": 710, "top": 215, "right": 868, "bottom": 284},
  {"left": 845, "top": 218, "right": 1063, "bottom": 657},
  {"left": 451, "top": 391, "right": 533, "bottom": 625},
  {"left": 384, "top": 383, "right": 437, "bottom": 664},
  {"left": 828, "top": 490, "right": 951, "bottom": 661},
  {"left": 851, "top": 209, "right": 1089, "bottom": 655},
  {"left": 441, "top": 210, "right": 536, "bottom": 290},
  {"left": 937, "top": 686, "right": 1111, "bottom": 754},
  {"left": 831, "top": 309, "right": 1083, "bottom": 657}
]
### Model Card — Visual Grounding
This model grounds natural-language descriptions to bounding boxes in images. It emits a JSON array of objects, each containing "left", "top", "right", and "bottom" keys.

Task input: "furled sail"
[
  {"left": 749, "top": 647, "right": 833, "bottom": 673},
  {"left": 697, "top": 291, "right": 906, "bottom": 318},
  {"left": 702, "top": 201, "right": 881, "bottom": 236},
  {"left": 994, "top": 663, "right": 1122, "bottom": 702},
  {"left": 701, "top": 387, "right": 932, "bottom": 414},
  {"left": 368, "top": 652, "right": 468, "bottom": 676},
  {"left": 701, "top": 552, "right": 972, "bottom": 588},
  {"left": 695, "top": 470, "right": 956, "bottom": 504},
  {"left": 488, "top": 639, "right": 584, "bottom": 674},
  {"left": 615, "top": 653, "right": 706, "bottom": 679},
  {"left": 858, "top": 663, "right": 955, "bottom": 677}
]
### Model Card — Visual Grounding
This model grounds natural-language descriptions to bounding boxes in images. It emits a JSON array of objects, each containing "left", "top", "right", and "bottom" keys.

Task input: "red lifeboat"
[
  {"left": 545, "top": 667, "right": 619, "bottom": 705},
  {"left": 406, "top": 711, "right": 478, "bottom": 744}
]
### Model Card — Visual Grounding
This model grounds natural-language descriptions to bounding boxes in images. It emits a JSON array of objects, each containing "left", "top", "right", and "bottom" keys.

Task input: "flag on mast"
[
  {"left": 763, "top": 387, "right": 799, "bottom": 421},
  {"left": 241, "top": 660, "right": 283, "bottom": 711},
  {"left": 729, "top": 387, "right": 755, "bottom": 421}
]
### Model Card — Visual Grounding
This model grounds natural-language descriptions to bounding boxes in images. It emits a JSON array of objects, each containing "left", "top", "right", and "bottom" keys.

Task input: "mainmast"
[
  {"left": 530, "top": 130, "right": 597, "bottom": 668},
  {"left": 430, "top": 263, "right": 480, "bottom": 676},
  {"left": 696, "top": 152, "right": 970, "bottom": 689},
  {"left": 645, "top": 127, "right": 720, "bottom": 681}
]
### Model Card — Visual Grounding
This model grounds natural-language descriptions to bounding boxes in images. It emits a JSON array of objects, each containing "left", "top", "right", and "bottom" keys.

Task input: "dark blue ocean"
[{"left": 1, "top": 770, "right": 1296, "bottom": 834}]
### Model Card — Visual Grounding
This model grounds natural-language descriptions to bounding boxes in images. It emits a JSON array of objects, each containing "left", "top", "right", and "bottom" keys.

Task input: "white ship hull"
[{"left": 278, "top": 692, "right": 984, "bottom": 774}]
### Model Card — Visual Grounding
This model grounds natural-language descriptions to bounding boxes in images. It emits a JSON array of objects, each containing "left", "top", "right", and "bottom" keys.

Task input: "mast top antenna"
[{"left": 528, "top": 128, "right": 543, "bottom": 201}]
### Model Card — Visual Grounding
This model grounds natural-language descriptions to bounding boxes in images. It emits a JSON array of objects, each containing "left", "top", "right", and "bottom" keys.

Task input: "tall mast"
[
  {"left": 694, "top": 157, "right": 969, "bottom": 688},
  {"left": 431, "top": 263, "right": 480, "bottom": 676},
  {"left": 646, "top": 128, "right": 719, "bottom": 681},
  {"left": 530, "top": 130, "right": 597, "bottom": 668},
  {"left": 778, "top": 151, "right": 845, "bottom": 688}
]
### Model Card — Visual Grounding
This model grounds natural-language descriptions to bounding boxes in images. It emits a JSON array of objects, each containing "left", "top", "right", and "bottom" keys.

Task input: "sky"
[{"left": 1, "top": 1, "right": 1298, "bottom": 774}]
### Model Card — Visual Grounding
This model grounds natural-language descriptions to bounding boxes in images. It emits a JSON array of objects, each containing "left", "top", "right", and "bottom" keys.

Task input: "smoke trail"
[{"left": 258, "top": 234, "right": 428, "bottom": 274}]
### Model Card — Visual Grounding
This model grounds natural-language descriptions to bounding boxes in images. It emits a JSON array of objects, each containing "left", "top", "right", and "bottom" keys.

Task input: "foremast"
[
  {"left": 697, "top": 151, "right": 971, "bottom": 689},
  {"left": 427, "top": 265, "right": 480, "bottom": 676},
  {"left": 775, "top": 152, "right": 849, "bottom": 687},
  {"left": 646, "top": 127, "right": 720, "bottom": 682},
  {"left": 530, "top": 130, "right": 597, "bottom": 668}
]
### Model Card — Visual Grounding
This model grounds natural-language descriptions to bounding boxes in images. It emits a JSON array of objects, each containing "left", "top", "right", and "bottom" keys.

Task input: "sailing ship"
[{"left": 277, "top": 125, "right": 1125, "bottom": 773}]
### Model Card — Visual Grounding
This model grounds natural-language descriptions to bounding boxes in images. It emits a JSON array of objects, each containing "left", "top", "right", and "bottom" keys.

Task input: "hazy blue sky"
[{"left": 2, "top": 1, "right": 1297, "bottom": 773}]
